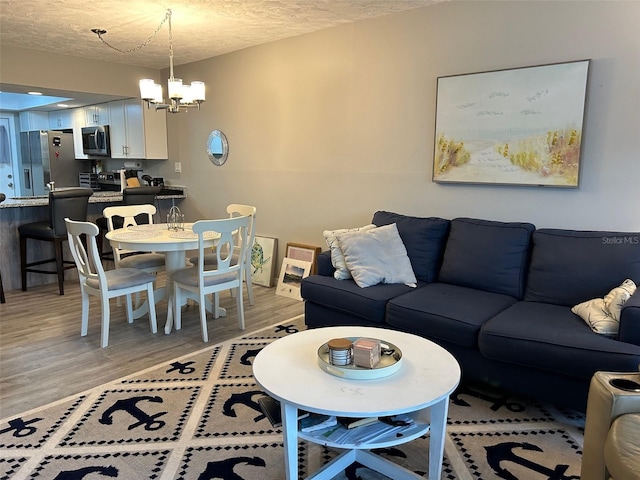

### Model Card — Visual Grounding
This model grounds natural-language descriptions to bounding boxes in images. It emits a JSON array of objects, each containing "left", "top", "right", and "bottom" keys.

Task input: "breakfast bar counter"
[{"left": 0, "top": 188, "right": 186, "bottom": 292}]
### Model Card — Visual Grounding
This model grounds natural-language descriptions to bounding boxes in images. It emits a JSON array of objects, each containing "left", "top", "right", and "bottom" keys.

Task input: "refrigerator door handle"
[{"left": 23, "top": 169, "right": 31, "bottom": 189}]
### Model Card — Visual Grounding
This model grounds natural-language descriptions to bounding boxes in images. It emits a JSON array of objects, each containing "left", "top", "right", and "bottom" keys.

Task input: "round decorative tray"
[{"left": 317, "top": 338, "right": 403, "bottom": 380}]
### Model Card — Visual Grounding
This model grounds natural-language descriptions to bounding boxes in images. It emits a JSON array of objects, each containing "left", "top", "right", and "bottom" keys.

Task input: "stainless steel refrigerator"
[{"left": 19, "top": 130, "right": 86, "bottom": 196}]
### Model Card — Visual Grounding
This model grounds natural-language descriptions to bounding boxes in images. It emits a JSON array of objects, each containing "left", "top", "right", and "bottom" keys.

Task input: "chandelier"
[{"left": 92, "top": 9, "right": 205, "bottom": 113}]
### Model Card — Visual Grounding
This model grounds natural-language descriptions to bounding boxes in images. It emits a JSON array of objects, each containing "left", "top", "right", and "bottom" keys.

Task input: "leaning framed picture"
[
  {"left": 285, "top": 242, "right": 322, "bottom": 275},
  {"left": 276, "top": 258, "right": 312, "bottom": 301},
  {"left": 251, "top": 236, "right": 277, "bottom": 287},
  {"left": 433, "top": 59, "right": 590, "bottom": 187}
]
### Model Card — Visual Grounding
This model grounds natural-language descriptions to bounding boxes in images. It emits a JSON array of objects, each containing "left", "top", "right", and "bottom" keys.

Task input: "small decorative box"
[{"left": 353, "top": 338, "right": 381, "bottom": 369}]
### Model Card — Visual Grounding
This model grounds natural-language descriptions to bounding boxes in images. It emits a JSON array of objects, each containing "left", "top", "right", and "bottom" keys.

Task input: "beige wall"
[{"left": 3, "top": 1, "right": 640, "bottom": 272}]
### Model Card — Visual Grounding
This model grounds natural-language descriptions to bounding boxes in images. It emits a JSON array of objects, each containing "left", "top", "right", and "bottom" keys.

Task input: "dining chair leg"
[
  {"left": 237, "top": 286, "right": 245, "bottom": 330},
  {"left": 245, "top": 277, "right": 255, "bottom": 306},
  {"left": 245, "top": 257, "right": 255, "bottom": 306},
  {"left": 125, "top": 295, "right": 134, "bottom": 323},
  {"left": 213, "top": 293, "right": 220, "bottom": 319},
  {"left": 200, "top": 291, "right": 209, "bottom": 343},
  {"left": 101, "top": 296, "right": 111, "bottom": 348},
  {"left": 147, "top": 285, "right": 158, "bottom": 334},
  {"left": 80, "top": 291, "right": 90, "bottom": 336}
]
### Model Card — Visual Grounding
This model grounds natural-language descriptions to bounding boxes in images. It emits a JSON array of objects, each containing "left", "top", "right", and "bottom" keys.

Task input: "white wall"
[
  {"left": 3, "top": 1, "right": 639, "bottom": 271},
  {"left": 166, "top": 0, "right": 640, "bottom": 263}
]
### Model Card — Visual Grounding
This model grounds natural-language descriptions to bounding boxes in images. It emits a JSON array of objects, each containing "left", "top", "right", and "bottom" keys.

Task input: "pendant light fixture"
[{"left": 92, "top": 9, "right": 205, "bottom": 113}]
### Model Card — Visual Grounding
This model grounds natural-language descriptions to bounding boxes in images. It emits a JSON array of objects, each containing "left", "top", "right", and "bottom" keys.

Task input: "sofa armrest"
[
  {"left": 619, "top": 288, "right": 640, "bottom": 346},
  {"left": 316, "top": 250, "right": 335, "bottom": 277}
]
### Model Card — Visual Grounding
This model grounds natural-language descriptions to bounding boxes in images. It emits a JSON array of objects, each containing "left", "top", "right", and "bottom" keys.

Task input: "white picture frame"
[
  {"left": 276, "top": 257, "right": 312, "bottom": 301},
  {"left": 285, "top": 242, "right": 321, "bottom": 275},
  {"left": 251, "top": 236, "right": 277, "bottom": 287}
]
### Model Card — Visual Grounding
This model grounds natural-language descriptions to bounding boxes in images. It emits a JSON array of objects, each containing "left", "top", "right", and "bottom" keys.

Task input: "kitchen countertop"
[{"left": 0, "top": 187, "right": 186, "bottom": 208}]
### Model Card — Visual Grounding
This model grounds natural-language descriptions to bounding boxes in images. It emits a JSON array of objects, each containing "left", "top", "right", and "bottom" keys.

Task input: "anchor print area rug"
[{"left": 0, "top": 314, "right": 585, "bottom": 479}]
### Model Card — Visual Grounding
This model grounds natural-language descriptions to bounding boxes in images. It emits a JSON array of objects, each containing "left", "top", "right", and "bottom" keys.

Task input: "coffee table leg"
[
  {"left": 429, "top": 396, "right": 449, "bottom": 480},
  {"left": 281, "top": 401, "right": 299, "bottom": 479}
]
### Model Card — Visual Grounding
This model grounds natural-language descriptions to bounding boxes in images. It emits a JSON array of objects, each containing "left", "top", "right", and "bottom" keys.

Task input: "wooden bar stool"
[{"left": 19, "top": 188, "right": 93, "bottom": 295}]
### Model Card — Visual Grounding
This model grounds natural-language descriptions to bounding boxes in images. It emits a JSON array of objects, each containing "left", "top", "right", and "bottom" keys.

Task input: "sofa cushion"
[
  {"left": 372, "top": 211, "right": 450, "bottom": 283},
  {"left": 437, "top": 218, "right": 535, "bottom": 298},
  {"left": 323, "top": 224, "right": 376, "bottom": 280},
  {"left": 336, "top": 223, "right": 417, "bottom": 288},
  {"left": 525, "top": 229, "right": 640, "bottom": 307},
  {"left": 300, "top": 274, "right": 417, "bottom": 324},
  {"left": 386, "top": 282, "right": 518, "bottom": 348},
  {"left": 479, "top": 301, "right": 640, "bottom": 379}
]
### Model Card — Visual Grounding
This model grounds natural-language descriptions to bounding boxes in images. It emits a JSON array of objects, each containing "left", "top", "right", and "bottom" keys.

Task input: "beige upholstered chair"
[
  {"left": 65, "top": 218, "right": 158, "bottom": 348},
  {"left": 189, "top": 204, "right": 257, "bottom": 305},
  {"left": 581, "top": 370, "right": 640, "bottom": 480},
  {"left": 173, "top": 216, "right": 251, "bottom": 342}
]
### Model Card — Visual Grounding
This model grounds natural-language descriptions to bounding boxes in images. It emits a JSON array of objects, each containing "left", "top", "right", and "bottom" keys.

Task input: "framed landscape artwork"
[
  {"left": 276, "top": 258, "right": 312, "bottom": 301},
  {"left": 251, "top": 236, "right": 277, "bottom": 287},
  {"left": 433, "top": 60, "right": 590, "bottom": 187},
  {"left": 285, "top": 242, "right": 322, "bottom": 275}
]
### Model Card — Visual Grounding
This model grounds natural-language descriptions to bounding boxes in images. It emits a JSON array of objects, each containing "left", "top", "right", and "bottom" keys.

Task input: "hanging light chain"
[{"left": 92, "top": 9, "right": 172, "bottom": 55}]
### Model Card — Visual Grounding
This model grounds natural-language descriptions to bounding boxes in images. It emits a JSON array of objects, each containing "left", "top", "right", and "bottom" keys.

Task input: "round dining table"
[{"left": 105, "top": 223, "right": 220, "bottom": 334}]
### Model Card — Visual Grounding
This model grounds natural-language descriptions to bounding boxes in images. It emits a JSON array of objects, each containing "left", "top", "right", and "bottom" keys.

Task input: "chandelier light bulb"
[
  {"left": 190, "top": 81, "right": 205, "bottom": 102},
  {"left": 139, "top": 79, "right": 156, "bottom": 101}
]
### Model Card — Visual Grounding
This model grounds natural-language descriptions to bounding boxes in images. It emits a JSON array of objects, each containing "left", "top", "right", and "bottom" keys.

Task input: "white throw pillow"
[
  {"left": 335, "top": 223, "right": 417, "bottom": 288},
  {"left": 572, "top": 279, "right": 637, "bottom": 336},
  {"left": 323, "top": 224, "right": 376, "bottom": 280}
]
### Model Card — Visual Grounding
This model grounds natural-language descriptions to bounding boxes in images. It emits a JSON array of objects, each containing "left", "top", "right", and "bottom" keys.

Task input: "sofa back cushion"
[
  {"left": 438, "top": 218, "right": 535, "bottom": 298},
  {"left": 525, "top": 229, "right": 640, "bottom": 306},
  {"left": 372, "top": 211, "right": 450, "bottom": 283}
]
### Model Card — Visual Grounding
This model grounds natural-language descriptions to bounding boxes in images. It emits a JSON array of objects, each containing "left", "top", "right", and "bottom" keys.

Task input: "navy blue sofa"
[{"left": 301, "top": 212, "right": 640, "bottom": 411}]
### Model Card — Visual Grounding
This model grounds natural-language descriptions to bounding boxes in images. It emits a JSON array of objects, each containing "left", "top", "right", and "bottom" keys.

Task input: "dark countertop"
[{"left": 0, "top": 187, "right": 186, "bottom": 208}]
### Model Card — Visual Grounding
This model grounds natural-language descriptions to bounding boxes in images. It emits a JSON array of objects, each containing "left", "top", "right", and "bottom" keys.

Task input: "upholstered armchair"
[{"left": 581, "top": 370, "right": 640, "bottom": 480}]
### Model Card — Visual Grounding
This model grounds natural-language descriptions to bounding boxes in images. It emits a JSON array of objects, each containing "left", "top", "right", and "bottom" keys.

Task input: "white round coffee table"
[{"left": 252, "top": 326, "right": 461, "bottom": 480}]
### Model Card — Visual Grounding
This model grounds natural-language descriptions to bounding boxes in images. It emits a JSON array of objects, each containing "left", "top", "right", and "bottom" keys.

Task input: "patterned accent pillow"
[
  {"left": 571, "top": 279, "right": 637, "bottom": 336},
  {"left": 323, "top": 224, "right": 376, "bottom": 280}
]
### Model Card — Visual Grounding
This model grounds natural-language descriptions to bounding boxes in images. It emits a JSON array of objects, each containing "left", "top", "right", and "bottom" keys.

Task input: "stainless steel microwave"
[{"left": 81, "top": 125, "right": 110, "bottom": 156}]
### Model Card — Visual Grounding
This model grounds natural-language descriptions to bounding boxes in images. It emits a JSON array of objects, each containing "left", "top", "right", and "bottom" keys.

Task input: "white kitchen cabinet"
[
  {"left": 48, "top": 109, "right": 73, "bottom": 129},
  {"left": 84, "top": 103, "right": 110, "bottom": 126},
  {"left": 108, "top": 99, "right": 167, "bottom": 159},
  {"left": 19, "top": 111, "right": 49, "bottom": 132},
  {"left": 72, "top": 107, "right": 88, "bottom": 159}
]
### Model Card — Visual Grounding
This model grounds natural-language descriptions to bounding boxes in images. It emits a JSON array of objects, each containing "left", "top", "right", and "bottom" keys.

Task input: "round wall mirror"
[{"left": 207, "top": 129, "right": 229, "bottom": 166}]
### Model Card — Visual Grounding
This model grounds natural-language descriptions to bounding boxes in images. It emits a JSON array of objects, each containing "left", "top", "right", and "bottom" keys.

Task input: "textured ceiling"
[{"left": 0, "top": 0, "right": 445, "bottom": 70}]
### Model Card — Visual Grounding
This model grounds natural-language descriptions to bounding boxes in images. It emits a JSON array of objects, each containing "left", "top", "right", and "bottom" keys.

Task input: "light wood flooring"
[{"left": 0, "top": 274, "right": 304, "bottom": 419}]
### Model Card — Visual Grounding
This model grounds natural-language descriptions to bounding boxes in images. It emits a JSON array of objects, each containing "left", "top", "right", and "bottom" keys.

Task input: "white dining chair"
[
  {"left": 103, "top": 204, "right": 166, "bottom": 273},
  {"left": 104, "top": 204, "right": 165, "bottom": 308},
  {"left": 173, "top": 215, "right": 251, "bottom": 342},
  {"left": 189, "top": 204, "right": 257, "bottom": 305},
  {"left": 65, "top": 218, "right": 158, "bottom": 348}
]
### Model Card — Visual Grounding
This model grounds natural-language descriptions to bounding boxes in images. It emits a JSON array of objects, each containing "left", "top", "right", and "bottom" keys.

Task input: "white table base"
[{"left": 282, "top": 398, "right": 449, "bottom": 480}]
